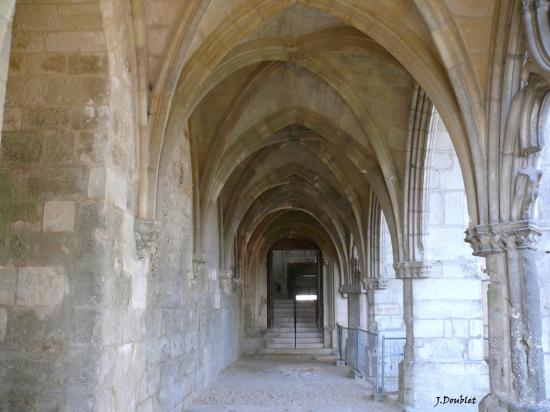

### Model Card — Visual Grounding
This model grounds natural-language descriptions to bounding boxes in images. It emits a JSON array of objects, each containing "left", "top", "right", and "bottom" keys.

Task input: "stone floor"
[{"left": 186, "top": 355, "right": 400, "bottom": 411}]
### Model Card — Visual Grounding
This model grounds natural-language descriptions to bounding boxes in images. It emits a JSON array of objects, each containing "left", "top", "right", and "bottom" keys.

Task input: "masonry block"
[
  {"left": 469, "top": 319, "right": 483, "bottom": 338},
  {"left": 416, "top": 338, "right": 467, "bottom": 362},
  {"left": 453, "top": 319, "right": 469, "bottom": 337},
  {"left": 414, "top": 278, "right": 480, "bottom": 301},
  {"left": 43, "top": 200, "right": 76, "bottom": 232},
  {"left": 0, "top": 307, "right": 6, "bottom": 341},
  {"left": 16, "top": 266, "right": 67, "bottom": 306},
  {"left": 468, "top": 339, "right": 484, "bottom": 360},
  {"left": 1, "top": 131, "right": 43, "bottom": 163},
  {"left": 45, "top": 31, "right": 105, "bottom": 53},
  {"left": 0, "top": 264, "right": 17, "bottom": 304},
  {"left": 414, "top": 319, "right": 444, "bottom": 338}
]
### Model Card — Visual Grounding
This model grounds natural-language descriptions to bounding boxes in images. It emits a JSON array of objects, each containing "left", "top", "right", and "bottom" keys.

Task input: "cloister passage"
[{"left": 0, "top": 1, "right": 550, "bottom": 412}]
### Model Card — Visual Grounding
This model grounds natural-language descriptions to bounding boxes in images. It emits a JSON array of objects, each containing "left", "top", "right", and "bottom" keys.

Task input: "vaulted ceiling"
[
  {"left": 145, "top": 1, "right": 498, "bottom": 279},
  {"left": 184, "top": 5, "right": 414, "bottom": 277}
]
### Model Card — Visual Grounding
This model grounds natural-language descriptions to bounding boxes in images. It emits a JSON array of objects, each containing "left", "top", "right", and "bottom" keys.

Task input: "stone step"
[
  {"left": 269, "top": 337, "right": 323, "bottom": 344},
  {"left": 273, "top": 309, "right": 316, "bottom": 313},
  {"left": 259, "top": 348, "right": 336, "bottom": 358},
  {"left": 270, "top": 327, "right": 320, "bottom": 333},
  {"left": 269, "top": 332, "right": 323, "bottom": 338},
  {"left": 272, "top": 323, "right": 318, "bottom": 328},
  {"left": 274, "top": 301, "right": 316, "bottom": 304},
  {"left": 273, "top": 313, "right": 316, "bottom": 318},
  {"left": 266, "top": 342, "right": 324, "bottom": 349},
  {"left": 273, "top": 319, "right": 317, "bottom": 323},
  {"left": 273, "top": 317, "right": 316, "bottom": 321}
]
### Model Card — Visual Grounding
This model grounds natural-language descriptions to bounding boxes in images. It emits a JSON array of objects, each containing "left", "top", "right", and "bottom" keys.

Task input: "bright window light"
[{"left": 295, "top": 295, "right": 317, "bottom": 301}]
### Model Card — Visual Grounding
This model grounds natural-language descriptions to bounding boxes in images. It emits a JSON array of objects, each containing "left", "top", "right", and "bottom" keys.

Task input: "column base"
[
  {"left": 479, "top": 393, "right": 550, "bottom": 412},
  {"left": 398, "top": 359, "right": 488, "bottom": 412}
]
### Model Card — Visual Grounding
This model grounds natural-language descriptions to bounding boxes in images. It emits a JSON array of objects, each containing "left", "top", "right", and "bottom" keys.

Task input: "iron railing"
[
  {"left": 337, "top": 324, "right": 405, "bottom": 394},
  {"left": 380, "top": 336, "right": 405, "bottom": 393},
  {"left": 336, "top": 325, "right": 378, "bottom": 386}
]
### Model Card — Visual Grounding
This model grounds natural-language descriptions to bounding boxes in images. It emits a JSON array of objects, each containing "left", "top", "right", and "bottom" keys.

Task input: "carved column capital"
[
  {"left": 219, "top": 270, "right": 233, "bottom": 294},
  {"left": 134, "top": 218, "right": 161, "bottom": 259},
  {"left": 522, "top": 0, "right": 550, "bottom": 73},
  {"left": 465, "top": 221, "right": 541, "bottom": 256},
  {"left": 394, "top": 262, "right": 431, "bottom": 279},
  {"left": 341, "top": 283, "right": 366, "bottom": 294},
  {"left": 364, "top": 278, "right": 388, "bottom": 290},
  {"left": 192, "top": 254, "right": 208, "bottom": 279},
  {"left": 219, "top": 270, "right": 232, "bottom": 279}
]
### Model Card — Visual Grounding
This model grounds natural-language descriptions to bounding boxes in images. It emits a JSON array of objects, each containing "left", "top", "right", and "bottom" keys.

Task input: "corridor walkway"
[{"left": 187, "top": 355, "right": 400, "bottom": 412}]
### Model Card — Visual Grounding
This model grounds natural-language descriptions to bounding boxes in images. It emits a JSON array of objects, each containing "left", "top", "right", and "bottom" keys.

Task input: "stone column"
[
  {"left": 342, "top": 283, "right": 368, "bottom": 377},
  {"left": 466, "top": 221, "right": 549, "bottom": 411},
  {"left": 323, "top": 257, "right": 334, "bottom": 347},
  {"left": 396, "top": 262, "right": 430, "bottom": 408},
  {"left": 342, "top": 283, "right": 368, "bottom": 331},
  {"left": 365, "top": 278, "right": 389, "bottom": 332},
  {"left": 396, "top": 261, "right": 488, "bottom": 411}
]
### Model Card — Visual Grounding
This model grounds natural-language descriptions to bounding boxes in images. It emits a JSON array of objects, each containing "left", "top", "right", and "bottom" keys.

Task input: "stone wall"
[
  {"left": 402, "top": 112, "right": 489, "bottom": 410},
  {"left": 197, "top": 202, "right": 240, "bottom": 388},
  {"left": 0, "top": 2, "right": 240, "bottom": 410},
  {"left": 139, "top": 136, "right": 239, "bottom": 410},
  {"left": 0, "top": 0, "right": 15, "bottom": 143},
  {"left": 241, "top": 253, "right": 268, "bottom": 352},
  {"left": 334, "top": 264, "right": 347, "bottom": 329},
  {"left": 536, "top": 141, "right": 550, "bottom": 398},
  {"left": 373, "top": 213, "right": 404, "bottom": 334},
  {"left": 0, "top": 2, "right": 116, "bottom": 409}
]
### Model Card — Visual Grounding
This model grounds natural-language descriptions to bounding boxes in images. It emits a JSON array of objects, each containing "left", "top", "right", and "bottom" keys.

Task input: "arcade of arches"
[{"left": 0, "top": 1, "right": 549, "bottom": 411}]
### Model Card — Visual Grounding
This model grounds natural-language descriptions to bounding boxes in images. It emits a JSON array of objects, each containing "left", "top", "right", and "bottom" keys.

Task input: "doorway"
[{"left": 266, "top": 240, "right": 324, "bottom": 350}]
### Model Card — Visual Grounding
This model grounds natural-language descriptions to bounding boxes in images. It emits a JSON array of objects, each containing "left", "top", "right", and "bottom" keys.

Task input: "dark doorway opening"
[{"left": 266, "top": 239, "right": 324, "bottom": 350}]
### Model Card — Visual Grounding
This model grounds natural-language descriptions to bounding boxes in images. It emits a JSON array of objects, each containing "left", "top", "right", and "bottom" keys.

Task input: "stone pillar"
[
  {"left": 397, "top": 262, "right": 489, "bottom": 411},
  {"left": 323, "top": 257, "right": 333, "bottom": 347},
  {"left": 342, "top": 283, "right": 368, "bottom": 377},
  {"left": 466, "top": 221, "right": 549, "bottom": 411},
  {"left": 365, "top": 278, "right": 389, "bottom": 332},
  {"left": 342, "top": 283, "right": 368, "bottom": 331}
]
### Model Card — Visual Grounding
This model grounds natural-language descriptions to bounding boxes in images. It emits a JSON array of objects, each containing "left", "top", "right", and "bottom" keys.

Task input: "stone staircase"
[{"left": 265, "top": 299, "right": 331, "bottom": 355}]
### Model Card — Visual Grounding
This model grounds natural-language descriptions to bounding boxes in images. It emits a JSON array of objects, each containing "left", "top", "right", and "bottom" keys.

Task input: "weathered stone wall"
[
  {"left": 242, "top": 254, "right": 268, "bottom": 352},
  {"left": 0, "top": 2, "right": 240, "bottom": 410},
  {"left": 197, "top": 201, "right": 239, "bottom": 388},
  {"left": 0, "top": 2, "right": 116, "bottom": 409},
  {"left": 334, "top": 264, "right": 347, "bottom": 329},
  {"left": 0, "top": 0, "right": 15, "bottom": 143},
  {"left": 402, "top": 112, "right": 489, "bottom": 410},
  {"left": 374, "top": 213, "right": 404, "bottom": 334},
  {"left": 536, "top": 142, "right": 550, "bottom": 398}
]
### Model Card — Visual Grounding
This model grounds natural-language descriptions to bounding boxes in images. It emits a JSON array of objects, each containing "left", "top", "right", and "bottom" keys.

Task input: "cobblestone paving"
[{"left": 187, "top": 355, "right": 400, "bottom": 412}]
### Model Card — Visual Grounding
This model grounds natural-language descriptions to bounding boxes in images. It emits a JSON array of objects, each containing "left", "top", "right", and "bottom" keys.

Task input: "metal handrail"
[
  {"left": 294, "top": 297, "right": 297, "bottom": 349},
  {"left": 336, "top": 324, "right": 380, "bottom": 389}
]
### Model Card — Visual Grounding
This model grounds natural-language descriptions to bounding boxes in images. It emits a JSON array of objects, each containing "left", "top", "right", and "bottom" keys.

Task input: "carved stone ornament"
[
  {"left": 231, "top": 278, "right": 242, "bottom": 295},
  {"left": 465, "top": 221, "right": 541, "bottom": 256},
  {"left": 134, "top": 218, "right": 161, "bottom": 259},
  {"left": 192, "top": 254, "right": 208, "bottom": 279},
  {"left": 219, "top": 270, "right": 233, "bottom": 295},
  {"left": 219, "top": 270, "right": 232, "bottom": 279},
  {"left": 394, "top": 262, "right": 431, "bottom": 279},
  {"left": 521, "top": 0, "right": 550, "bottom": 73},
  {"left": 364, "top": 278, "right": 389, "bottom": 290},
  {"left": 340, "top": 283, "right": 366, "bottom": 294}
]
